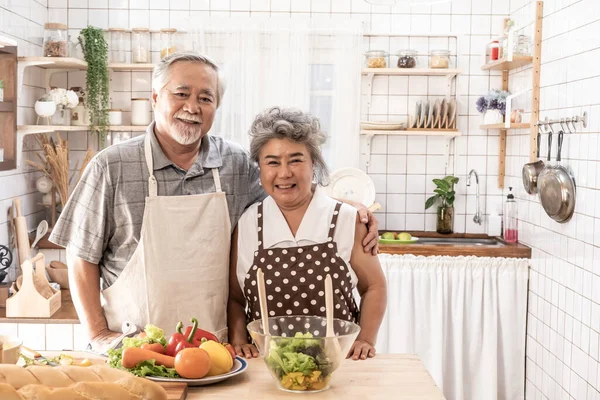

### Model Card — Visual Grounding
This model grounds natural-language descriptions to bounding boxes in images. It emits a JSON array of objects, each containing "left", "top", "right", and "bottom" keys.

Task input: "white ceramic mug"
[{"left": 131, "top": 98, "right": 151, "bottom": 126}]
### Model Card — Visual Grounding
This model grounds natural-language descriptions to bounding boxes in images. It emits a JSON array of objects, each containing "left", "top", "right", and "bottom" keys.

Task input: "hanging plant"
[{"left": 79, "top": 26, "right": 109, "bottom": 146}]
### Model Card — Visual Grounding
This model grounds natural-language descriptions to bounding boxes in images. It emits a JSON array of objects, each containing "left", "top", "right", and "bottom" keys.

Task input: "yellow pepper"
[{"left": 199, "top": 340, "right": 233, "bottom": 376}]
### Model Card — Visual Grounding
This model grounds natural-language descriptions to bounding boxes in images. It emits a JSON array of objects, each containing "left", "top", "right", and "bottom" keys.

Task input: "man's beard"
[{"left": 171, "top": 114, "right": 203, "bottom": 145}]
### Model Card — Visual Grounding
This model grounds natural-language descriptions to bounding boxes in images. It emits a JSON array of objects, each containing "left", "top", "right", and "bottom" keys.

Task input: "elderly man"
[{"left": 50, "top": 52, "right": 378, "bottom": 352}]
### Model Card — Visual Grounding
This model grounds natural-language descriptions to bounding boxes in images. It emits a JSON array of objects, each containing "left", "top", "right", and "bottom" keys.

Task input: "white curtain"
[
  {"left": 376, "top": 254, "right": 529, "bottom": 400},
  {"left": 188, "top": 17, "right": 363, "bottom": 170}
]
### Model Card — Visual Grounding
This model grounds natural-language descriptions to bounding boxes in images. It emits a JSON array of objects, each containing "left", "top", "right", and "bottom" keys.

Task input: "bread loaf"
[{"left": 0, "top": 365, "right": 167, "bottom": 400}]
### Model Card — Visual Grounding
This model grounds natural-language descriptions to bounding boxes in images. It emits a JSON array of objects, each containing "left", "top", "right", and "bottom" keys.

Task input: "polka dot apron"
[{"left": 244, "top": 201, "right": 359, "bottom": 327}]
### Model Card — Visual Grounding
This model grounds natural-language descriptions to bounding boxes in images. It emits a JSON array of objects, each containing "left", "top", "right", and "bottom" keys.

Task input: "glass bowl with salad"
[{"left": 247, "top": 315, "right": 360, "bottom": 393}]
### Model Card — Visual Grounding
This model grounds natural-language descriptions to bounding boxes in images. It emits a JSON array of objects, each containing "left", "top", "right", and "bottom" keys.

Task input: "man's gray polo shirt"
[{"left": 50, "top": 122, "right": 265, "bottom": 289}]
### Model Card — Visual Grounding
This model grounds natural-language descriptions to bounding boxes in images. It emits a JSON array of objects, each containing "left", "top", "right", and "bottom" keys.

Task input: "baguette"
[{"left": 0, "top": 365, "right": 167, "bottom": 400}]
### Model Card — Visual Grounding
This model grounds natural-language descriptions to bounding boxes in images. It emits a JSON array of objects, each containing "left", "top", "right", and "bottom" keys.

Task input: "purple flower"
[{"left": 476, "top": 96, "right": 487, "bottom": 113}]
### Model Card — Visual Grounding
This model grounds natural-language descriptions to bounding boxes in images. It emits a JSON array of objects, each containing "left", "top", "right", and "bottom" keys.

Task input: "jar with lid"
[
  {"left": 131, "top": 28, "right": 150, "bottom": 63},
  {"left": 486, "top": 40, "right": 500, "bottom": 63},
  {"left": 160, "top": 28, "right": 179, "bottom": 59},
  {"left": 364, "top": 50, "right": 388, "bottom": 68},
  {"left": 109, "top": 28, "right": 126, "bottom": 63},
  {"left": 429, "top": 50, "right": 451, "bottom": 69},
  {"left": 131, "top": 98, "right": 151, "bottom": 126},
  {"left": 395, "top": 49, "right": 418, "bottom": 68},
  {"left": 515, "top": 35, "right": 532, "bottom": 56},
  {"left": 43, "top": 23, "right": 68, "bottom": 57}
]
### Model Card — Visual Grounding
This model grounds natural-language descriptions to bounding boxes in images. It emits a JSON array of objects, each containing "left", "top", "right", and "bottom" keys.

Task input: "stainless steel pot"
[
  {"left": 538, "top": 130, "right": 576, "bottom": 223},
  {"left": 522, "top": 126, "right": 544, "bottom": 194}
]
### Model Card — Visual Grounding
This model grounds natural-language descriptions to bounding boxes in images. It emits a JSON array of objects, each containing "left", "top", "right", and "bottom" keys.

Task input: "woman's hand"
[
  {"left": 346, "top": 339, "right": 376, "bottom": 360},
  {"left": 233, "top": 343, "right": 260, "bottom": 359},
  {"left": 343, "top": 200, "right": 380, "bottom": 255}
]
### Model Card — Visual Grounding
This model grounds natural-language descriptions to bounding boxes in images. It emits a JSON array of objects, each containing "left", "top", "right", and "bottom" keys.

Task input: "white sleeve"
[
  {"left": 236, "top": 202, "right": 260, "bottom": 293},
  {"left": 332, "top": 203, "right": 359, "bottom": 287}
]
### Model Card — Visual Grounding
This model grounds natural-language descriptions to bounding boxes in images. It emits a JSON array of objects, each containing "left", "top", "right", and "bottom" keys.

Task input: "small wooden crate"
[{"left": 6, "top": 253, "right": 61, "bottom": 318}]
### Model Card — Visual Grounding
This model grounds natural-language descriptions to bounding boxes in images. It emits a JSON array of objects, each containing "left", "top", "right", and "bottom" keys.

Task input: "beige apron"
[{"left": 101, "top": 133, "right": 231, "bottom": 341}]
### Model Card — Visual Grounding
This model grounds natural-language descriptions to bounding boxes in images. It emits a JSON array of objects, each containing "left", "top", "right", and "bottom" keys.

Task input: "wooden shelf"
[
  {"left": 481, "top": 55, "right": 533, "bottom": 71},
  {"left": 362, "top": 68, "right": 462, "bottom": 77},
  {"left": 0, "top": 101, "right": 14, "bottom": 112},
  {"left": 17, "top": 56, "right": 87, "bottom": 70},
  {"left": 18, "top": 125, "right": 148, "bottom": 134},
  {"left": 108, "top": 125, "right": 147, "bottom": 131},
  {"left": 360, "top": 129, "right": 462, "bottom": 137},
  {"left": 0, "top": 35, "right": 17, "bottom": 48},
  {"left": 109, "top": 63, "right": 154, "bottom": 71},
  {"left": 480, "top": 122, "right": 530, "bottom": 130},
  {"left": 17, "top": 125, "right": 90, "bottom": 134}
]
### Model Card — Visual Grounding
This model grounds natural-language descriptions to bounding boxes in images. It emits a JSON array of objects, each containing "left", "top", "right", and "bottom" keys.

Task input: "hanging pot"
[
  {"left": 538, "top": 130, "right": 576, "bottom": 223},
  {"left": 522, "top": 126, "right": 545, "bottom": 194}
]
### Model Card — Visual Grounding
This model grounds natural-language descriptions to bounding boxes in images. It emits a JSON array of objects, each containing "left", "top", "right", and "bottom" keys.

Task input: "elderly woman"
[{"left": 228, "top": 107, "right": 387, "bottom": 361}]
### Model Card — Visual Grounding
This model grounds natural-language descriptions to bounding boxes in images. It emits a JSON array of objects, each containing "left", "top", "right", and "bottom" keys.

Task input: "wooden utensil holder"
[{"left": 6, "top": 253, "right": 61, "bottom": 318}]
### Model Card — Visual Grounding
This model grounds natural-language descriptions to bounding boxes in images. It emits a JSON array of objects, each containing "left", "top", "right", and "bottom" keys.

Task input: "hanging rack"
[{"left": 536, "top": 111, "right": 588, "bottom": 133}]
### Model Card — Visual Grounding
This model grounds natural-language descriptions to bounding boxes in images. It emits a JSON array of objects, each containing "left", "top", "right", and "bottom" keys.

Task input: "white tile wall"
[{"left": 502, "top": 1, "right": 600, "bottom": 399}]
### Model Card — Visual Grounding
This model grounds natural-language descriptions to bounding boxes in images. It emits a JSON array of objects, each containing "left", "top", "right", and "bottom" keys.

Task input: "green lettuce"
[
  {"left": 107, "top": 347, "right": 179, "bottom": 378},
  {"left": 107, "top": 324, "right": 177, "bottom": 378},
  {"left": 266, "top": 333, "right": 327, "bottom": 378}
]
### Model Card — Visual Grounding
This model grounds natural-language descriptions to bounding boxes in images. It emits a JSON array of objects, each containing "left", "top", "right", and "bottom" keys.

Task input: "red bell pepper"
[
  {"left": 166, "top": 321, "right": 186, "bottom": 357},
  {"left": 183, "top": 318, "right": 218, "bottom": 345},
  {"left": 175, "top": 318, "right": 200, "bottom": 354}
]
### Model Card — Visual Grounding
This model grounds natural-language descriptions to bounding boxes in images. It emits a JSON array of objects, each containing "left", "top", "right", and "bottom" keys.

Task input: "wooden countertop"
[
  {"left": 0, "top": 290, "right": 79, "bottom": 323},
  {"left": 378, "top": 232, "right": 531, "bottom": 258},
  {"left": 42, "top": 352, "right": 446, "bottom": 400}
]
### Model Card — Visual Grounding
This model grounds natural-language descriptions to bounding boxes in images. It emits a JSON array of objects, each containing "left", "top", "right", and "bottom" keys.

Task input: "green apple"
[
  {"left": 381, "top": 232, "right": 396, "bottom": 240},
  {"left": 398, "top": 232, "right": 412, "bottom": 241}
]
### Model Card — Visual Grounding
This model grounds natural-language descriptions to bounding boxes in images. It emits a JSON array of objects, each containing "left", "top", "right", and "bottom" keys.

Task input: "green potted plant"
[
  {"left": 425, "top": 175, "right": 459, "bottom": 234},
  {"left": 79, "top": 26, "right": 109, "bottom": 146}
]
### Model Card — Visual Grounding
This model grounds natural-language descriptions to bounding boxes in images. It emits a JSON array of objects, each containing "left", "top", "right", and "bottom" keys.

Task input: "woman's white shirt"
[{"left": 236, "top": 187, "right": 358, "bottom": 292}]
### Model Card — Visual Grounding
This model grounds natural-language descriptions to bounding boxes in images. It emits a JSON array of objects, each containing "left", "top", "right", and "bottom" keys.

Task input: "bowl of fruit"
[
  {"left": 247, "top": 316, "right": 360, "bottom": 393},
  {"left": 379, "top": 231, "right": 419, "bottom": 244}
]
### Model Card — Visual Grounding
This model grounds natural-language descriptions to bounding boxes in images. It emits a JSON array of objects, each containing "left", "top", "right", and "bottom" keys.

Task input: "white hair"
[{"left": 152, "top": 51, "right": 226, "bottom": 108}]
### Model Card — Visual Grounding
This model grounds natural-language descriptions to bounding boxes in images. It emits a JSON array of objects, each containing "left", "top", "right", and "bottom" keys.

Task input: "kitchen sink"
[{"left": 415, "top": 237, "right": 500, "bottom": 246}]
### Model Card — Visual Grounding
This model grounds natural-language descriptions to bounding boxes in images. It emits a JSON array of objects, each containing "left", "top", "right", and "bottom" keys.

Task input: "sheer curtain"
[
  {"left": 376, "top": 254, "right": 529, "bottom": 400},
  {"left": 188, "top": 18, "right": 363, "bottom": 170}
]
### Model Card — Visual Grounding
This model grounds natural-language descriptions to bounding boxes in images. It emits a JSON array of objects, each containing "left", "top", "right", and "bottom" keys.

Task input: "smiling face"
[
  {"left": 151, "top": 61, "right": 218, "bottom": 145},
  {"left": 258, "top": 138, "right": 315, "bottom": 210}
]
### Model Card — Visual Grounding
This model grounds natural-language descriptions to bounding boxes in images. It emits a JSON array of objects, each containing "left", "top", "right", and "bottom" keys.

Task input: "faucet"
[{"left": 466, "top": 169, "right": 482, "bottom": 225}]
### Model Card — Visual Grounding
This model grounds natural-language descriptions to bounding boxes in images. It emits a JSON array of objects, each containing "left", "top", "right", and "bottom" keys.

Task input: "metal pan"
[
  {"left": 522, "top": 125, "right": 545, "bottom": 194},
  {"left": 538, "top": 130, "right": 576, "bottom": 223}
]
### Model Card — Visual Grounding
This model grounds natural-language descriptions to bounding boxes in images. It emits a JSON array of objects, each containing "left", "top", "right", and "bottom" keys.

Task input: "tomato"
[
  {"left": 174, "top": 348, "right": 212, "bottom": 379},
  {"left": 222, "top": 343, "right": 236, "bottom": 362}
]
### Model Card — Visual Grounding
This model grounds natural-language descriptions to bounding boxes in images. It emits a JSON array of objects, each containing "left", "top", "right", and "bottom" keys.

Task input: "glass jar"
[
  {"left": 515, "top": 35, "right": 532, "bottom": 56},
  {"left": 429, "top": 50, "right": 451, "bottom": 69},
  {"left": 364, "top": 50, "right": 388, "bottom": 68},
  {"left": 43, "top": 23, "right": 68, "bottom": 57},
  {"left": 131, "top": 28, "right": 150, "bottom": 63},
  {"left": 160, "top": 28, "right": 178, "bottom": 59},
  {"left": 486, "top": 40, "right": 500, "bottom": 63},
  {"left": 109, "top": 28, "right": 126, "bottom": 63},
  {"left": 395, "top": 49, "right": 418, "bottom": 68}
]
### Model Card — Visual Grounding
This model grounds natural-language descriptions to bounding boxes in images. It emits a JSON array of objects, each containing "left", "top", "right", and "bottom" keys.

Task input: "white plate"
[
  {"left": 325, "top": 168, "right": 376, "bottom": 206},
  {"left": 146, "top": 356, "right": 248, "bottom": 387}
]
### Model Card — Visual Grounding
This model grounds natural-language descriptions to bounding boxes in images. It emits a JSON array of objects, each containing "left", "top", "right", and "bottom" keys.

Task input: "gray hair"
[
  {"left": 152, "top": 51, "right": 226, "bottom": 108},
  {"left": 249, "top": 107, "right": 330, "bottom": 186}
]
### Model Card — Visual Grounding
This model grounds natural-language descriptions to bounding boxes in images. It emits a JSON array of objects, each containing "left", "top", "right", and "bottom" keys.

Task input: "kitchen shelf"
[
  {"left": 0, "top": 101, "right": 14, "bottom": 112},
  {"left": 17, "top": 125, "right": 90, "bottom": 134},
  {"left": 361, "top": 129, "right": 460, "bottom": 170},
  {"left": 17, "top": 56, "right": 87, "bottom": 70},
  {"left": 480, "top": 123, "right": 530, "bottom": 130},
  {"left": 108, "top": 125, "right": 148, "bottom": 131},
  {"left": 362, "top": 68, "right": 462, "bottom": 77},
  {"left": 481, "top": 55, "right": 533, "bottom": 71},
  {"left": 360, "top": 129, "right": 462, "bottom": 137},
  {"left": 109, "top": 63, "right": 154, "bottom": 71}
]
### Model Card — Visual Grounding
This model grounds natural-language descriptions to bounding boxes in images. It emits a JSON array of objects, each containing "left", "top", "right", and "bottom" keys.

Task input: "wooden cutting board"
[{"left": 157, "top": 382, "right": 188, "bottom": 400}]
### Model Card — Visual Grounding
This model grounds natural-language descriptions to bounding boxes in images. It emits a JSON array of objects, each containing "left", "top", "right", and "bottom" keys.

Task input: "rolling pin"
[{"left": 13, "top": 198, "right": 31, "bottom": 266}]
